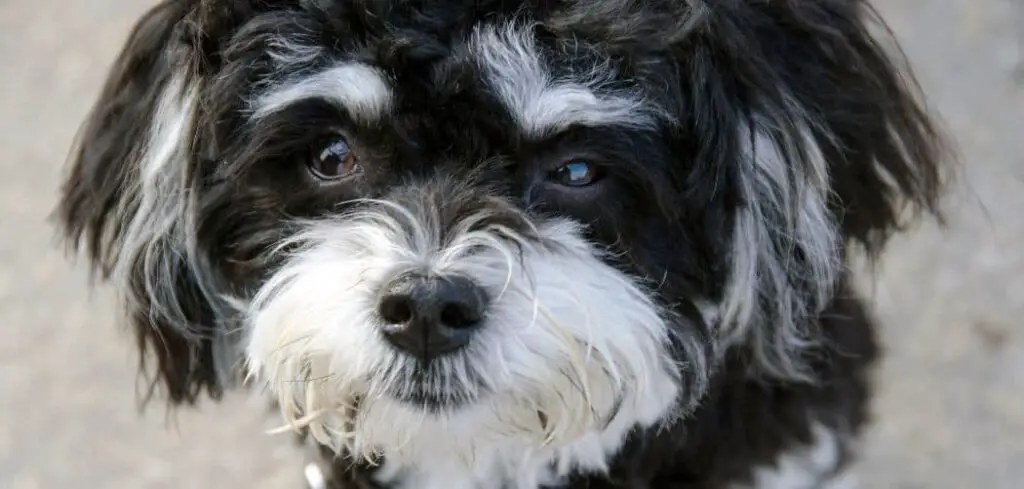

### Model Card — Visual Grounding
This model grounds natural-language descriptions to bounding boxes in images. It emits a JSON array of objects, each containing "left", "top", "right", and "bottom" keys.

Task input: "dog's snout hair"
[{"left": 244, "top": 182, "right": 702, "bottom": 468}]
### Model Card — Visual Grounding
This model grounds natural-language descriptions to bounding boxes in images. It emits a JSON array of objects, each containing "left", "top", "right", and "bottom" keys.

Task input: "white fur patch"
[
  {"left": 115, "top": 73, "right": 196, "bottom": 314},
  {"left": 244, "top": 201, "right": 683, "bottom": 489},
  {"left": 732, "top": 424, "right": 855, "bottom": 489},
  {"left": 105, "top": 72, "right": 242, "bottom": 384},
  {"left": 469, "top": 22, "right": 660, "bottom": 137},
  {"left": 265, "top": 37, "right": 324, "bottom": 69},
  {"left": 719, "top": 117, "right": 840, "bottom": 380},
  {"left": 252, "top": 62, "right": 393, "bottom": 124}
]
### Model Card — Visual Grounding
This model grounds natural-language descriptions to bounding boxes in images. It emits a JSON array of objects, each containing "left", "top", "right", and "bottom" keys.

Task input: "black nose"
[{"left": 377, "top": 273, "right": 488, "bottom": 362}]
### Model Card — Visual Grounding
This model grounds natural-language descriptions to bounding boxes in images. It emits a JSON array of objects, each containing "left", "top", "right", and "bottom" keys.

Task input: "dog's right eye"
[{"left": 307, "top": 136, "right": 361, "bottom": 181}]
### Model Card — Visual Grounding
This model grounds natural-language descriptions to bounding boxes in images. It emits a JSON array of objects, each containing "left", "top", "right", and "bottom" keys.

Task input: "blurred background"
[{"left": 1, "top": 0, "right": 1022, "bottom": 488}]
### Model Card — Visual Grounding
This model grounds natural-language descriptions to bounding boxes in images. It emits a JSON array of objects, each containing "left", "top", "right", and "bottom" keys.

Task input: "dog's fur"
[{"left": 55, "top": 1, "right": 949, "bottom": 488}]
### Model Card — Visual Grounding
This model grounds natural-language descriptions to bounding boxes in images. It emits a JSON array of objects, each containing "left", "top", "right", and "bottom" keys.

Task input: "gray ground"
[{"left": 1, "top": 0, "right": 1022, "bottom": 488}]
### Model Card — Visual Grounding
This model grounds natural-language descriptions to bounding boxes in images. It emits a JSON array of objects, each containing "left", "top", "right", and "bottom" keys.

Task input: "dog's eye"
[
  {"left": 549, "top": 160, "right": 602, "bottom": 187},
  {"left": 308, "top": 137, "right": 360, "bottom": 181}
]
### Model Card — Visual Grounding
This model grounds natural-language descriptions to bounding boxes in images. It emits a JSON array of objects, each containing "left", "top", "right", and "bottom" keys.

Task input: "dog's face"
[{"left": 57, "top": 0, "right": 945, "bottom": 474}]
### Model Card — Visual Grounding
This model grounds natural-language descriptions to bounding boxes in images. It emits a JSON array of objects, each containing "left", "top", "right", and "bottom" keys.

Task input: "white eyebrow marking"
[
  {"left": 469, "top": 22, "right": 661, "bottom": 137},
  {"left": 252, "top": 62, "right": 393, "bottom": 124}
]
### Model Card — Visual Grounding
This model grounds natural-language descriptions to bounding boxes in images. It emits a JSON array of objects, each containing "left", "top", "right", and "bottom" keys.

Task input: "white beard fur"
[{"left": 243, "top": 203, "right": 688, "bottom": 489}]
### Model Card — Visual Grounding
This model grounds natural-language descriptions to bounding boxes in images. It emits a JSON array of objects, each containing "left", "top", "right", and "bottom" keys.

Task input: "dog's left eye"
[
  {"left": 549, "top": 160, "right": 603, "bottom": 187},
  {"left": 308, "top": 137, "right": 360, "bottom": 181}
]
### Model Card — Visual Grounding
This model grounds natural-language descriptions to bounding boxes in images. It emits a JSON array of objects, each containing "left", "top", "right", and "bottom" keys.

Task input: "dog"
[{"left": 54, "top": 1, "right": 951, "bottom": 488}]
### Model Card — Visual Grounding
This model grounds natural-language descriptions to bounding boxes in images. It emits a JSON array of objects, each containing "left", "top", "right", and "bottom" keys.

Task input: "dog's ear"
[
  {"left": 806, "top": 3, "right": 951, "bottom": 256},
  {"left": 682, "top": 1, "right": 950, "bottom": 380},
  {"left": 56, "top": 0, "right": 237, "bottom": 405}
]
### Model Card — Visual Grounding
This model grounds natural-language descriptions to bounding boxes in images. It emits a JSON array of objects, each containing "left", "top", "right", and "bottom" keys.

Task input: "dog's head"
[{"left": 57, "top": 0, "right": 947, "bottom": 467}]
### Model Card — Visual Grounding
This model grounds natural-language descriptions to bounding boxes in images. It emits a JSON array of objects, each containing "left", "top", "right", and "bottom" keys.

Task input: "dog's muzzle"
[{"left": 244, "top": 181, "right": 694, "bottom": 464}]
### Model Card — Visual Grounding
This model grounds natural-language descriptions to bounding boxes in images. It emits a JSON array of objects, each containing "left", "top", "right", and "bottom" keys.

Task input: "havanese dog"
[{"left": 54, "top": 0, "right": 951, "bottom": 488}]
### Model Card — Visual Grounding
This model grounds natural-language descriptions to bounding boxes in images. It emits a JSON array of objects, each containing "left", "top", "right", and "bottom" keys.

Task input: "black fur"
[{"left": 55, "top": 0, "right": 949, "bottom": 487}]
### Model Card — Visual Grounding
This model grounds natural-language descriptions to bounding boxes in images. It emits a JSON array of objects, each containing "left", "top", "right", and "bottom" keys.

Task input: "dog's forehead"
[
  {"left": 361, "top": 17, "right": 639, "bottom": 132},
  {"left": 242, "top": 0, "right": 664, "bottom": 142}
]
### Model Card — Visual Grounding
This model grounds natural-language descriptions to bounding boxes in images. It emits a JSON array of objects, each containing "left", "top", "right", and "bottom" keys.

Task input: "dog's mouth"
[{"left": 377, "top": 355, "right": 490, "bottom": 411}]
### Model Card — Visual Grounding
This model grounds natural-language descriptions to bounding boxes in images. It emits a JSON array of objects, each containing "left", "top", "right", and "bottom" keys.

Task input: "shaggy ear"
[
  {"left": 811, "top": 4, "right": 951, "bottom": 254},
  {"left": 55, "top": 1, "right": 235, "bottom": 405},
  {"left": 694, "top": 1, "right": 950, "bottom": 380}
]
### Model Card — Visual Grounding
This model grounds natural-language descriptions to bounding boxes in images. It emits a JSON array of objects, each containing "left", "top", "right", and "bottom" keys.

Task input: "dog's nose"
[{"left": 376, "top": 273, "right": 488, "bottom": 362}]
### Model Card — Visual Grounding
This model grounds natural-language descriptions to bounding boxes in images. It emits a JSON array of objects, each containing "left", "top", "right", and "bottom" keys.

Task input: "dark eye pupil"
[
  {"left": 555, "top": 161, "right": 596, "bottom": 186},
  {"left": 320, "top": 141, "right": 348, "bottom": 163},
  {"left": 310, "top": 138, "right": 356, "bottom": 179}
]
